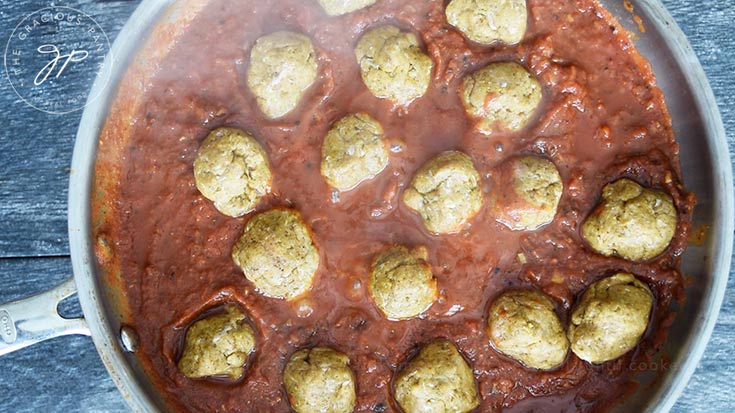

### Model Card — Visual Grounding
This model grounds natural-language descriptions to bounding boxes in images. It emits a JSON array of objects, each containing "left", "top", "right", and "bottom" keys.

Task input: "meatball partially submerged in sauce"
[
  {"left": 568, "top": 273, "right": 654, "bottom": 364},
  {"left": 283, "top": 347, "right": 357, "bottom": 413},
  {"left": 193, "top": 127, "right": 272, "bottom": 217},
  {"left": 355, "top": 25, "right": 433, "bottom": 105},
  {"left": 462, "top": 61, "right": 542, "bottom": 133},
  {"left": 231, "top": 209, "right": 319, "bottom": 300},
  {"left": 492, "top": 155, "right": 563, "bottom": 231},
  {"left": 487, "top": 290, "right": 569, "bottom": 370},
  {"left": 446, "top": 0, "right": 528, "bottom": 45},
  {"left": 318, "top": 0, "right": 375, "bottom": 16},
  {"left": 403, "top": 151, "right": 483, "bottom": 234},
  {"left": 247, "top": 31, "right": 318, "bottom": 119},
  {"left": 369, "top": 245, "right": 438, "bottom": 319},
  {"left": 582, "top": 178, "right": 677, "bottom": 261},
  {"left": 394, "top": 340, "right": 480, "bottom": 413},
  {"left": 321, "top": 113, "right": 389, "bottom": 191},
  {"left": 177, "top": 306, "right": 256, "bottom": 379}
]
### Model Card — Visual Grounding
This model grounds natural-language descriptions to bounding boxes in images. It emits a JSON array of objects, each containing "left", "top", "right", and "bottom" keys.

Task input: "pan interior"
[{"left": 68, "top": 0, "right": 732, "bottom": 412}]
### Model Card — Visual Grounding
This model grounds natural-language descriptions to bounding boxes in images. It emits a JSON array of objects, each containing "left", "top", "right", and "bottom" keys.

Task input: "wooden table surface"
[{"left": 0, "top": 0, "right": 732, "bottom": 412}]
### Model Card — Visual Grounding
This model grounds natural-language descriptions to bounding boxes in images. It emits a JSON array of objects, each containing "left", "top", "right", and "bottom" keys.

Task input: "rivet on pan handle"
[{"left": 0, "top": 278, "right": 90, "bottom": 356}]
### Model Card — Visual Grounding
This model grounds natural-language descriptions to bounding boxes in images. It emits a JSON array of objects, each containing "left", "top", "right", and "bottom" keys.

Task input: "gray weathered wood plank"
[
  {"left": 663, "top": 1, "right": 735, "bottom": 411},
  {"left": 0, "top": 0, "right": 732, "bottom": 412},
  {"left": 0, "top": 257, "right": 128, "bottom": 413},
  {"left": 0, "top": 0, "right": 141, "bottom": 258}
]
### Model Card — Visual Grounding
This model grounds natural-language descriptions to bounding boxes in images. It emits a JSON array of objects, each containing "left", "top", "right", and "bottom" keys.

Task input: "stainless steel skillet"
[{"left": 0, "top": 0, "right": 730, "bottom": 411}]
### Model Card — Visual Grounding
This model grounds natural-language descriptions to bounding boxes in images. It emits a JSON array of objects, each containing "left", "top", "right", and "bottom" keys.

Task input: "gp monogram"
[{"left": 4, "top": 6, "right": 112, "bottom": 114}]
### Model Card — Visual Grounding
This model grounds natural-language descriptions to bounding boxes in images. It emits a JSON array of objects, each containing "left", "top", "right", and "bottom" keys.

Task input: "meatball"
[
  {"left": 568, "top": 273, "right": 653, "bottom": 364},
  {"left": 231, "top": 209, "right": 319, "bottom": 300},
  {"left": 446, "top": 0, "right": 528, "bottom": 45},
  {"left": 461, "top": 61, "right": 542, "bottom": 133},
  {"left": 283, "top": 347, "right": 356, "bottom": 413},
  {"left": 247, "top": 31, "right": 318, "bottom": 119},
  {"left": 403, "top": 151, "right": 483, "bottom": 234},
  {"left": 581, "top": 178, "right": 677, "bottom": 261},
  {"left": 321, "top": 113, "right": 389, "bottom": 191},
  {"left": 394, "top": 340, "right": 479, "bottom": 413},
  {"left": 487, "top": 290, "right": 569, "bottom": 370},
  {"left": 369, "top": 245, "right": 438, "bottom": 319},
  {"left": 318, "top": 0, "right": 375, "bottom": 16},
  {"left": 178, "top": 306, "right": 255, "bottom": 379},
  {"left": 193, "top": 127, "right": 272, "bottom": 217},
  {"left": 492, "top": 156, "right": 563, "bottom": 230},
  {"left": 355, "top": 25, "right": 433, "bottom": 105}
]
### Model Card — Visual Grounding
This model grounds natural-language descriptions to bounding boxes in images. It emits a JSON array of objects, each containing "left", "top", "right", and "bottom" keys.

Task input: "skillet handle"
[{"left": 0, "top": 278, "right": 90, "bottom": 356}]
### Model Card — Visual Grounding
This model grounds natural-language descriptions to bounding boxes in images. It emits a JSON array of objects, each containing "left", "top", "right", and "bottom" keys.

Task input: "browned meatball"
[
  {"left": 568, "top": 273, "right": 653, "bottom": 364},
  {"left": 177, "top": 306, "right": 256, "bottom": 379},
  {"left": 491, "top": 156, "right": 563, "bottom": 231},
  {"left": 369, "top": 245, "right": 438, "bottom": 319},
  {"left": 403, "top": 151, "right": 484, "bottom": 234},
  {"left": 231, "top": 209, "right": 319, "bottom": 300},
  {"left": 394, "top": 340, "right": 480, "bottom": 413},
  {"left": 355, "top": 25, "right": 433, "bottom": 105},
  {"left": 193, "top": 127, "right": 271, "bottom": 217},
  {"left": 461, "top": 61, "right": 542, "bottom": 133},
  {"left": 446, "top": 0, "right": 528, "bottom": 45},
  {"left": 487, "top": 290, "right": 569, "bottom": 370},
  {"left": 283, "top": 347, "right": 357, "bottom": 413},
  {"left": 247, "top": 31, "right": 318, "bottom": 119},
  {"left": 582, "top": 179, "right": 677, "bottom": 261},
  {"left": 319, "top": 0, "right": 375, "bottom": 16}
]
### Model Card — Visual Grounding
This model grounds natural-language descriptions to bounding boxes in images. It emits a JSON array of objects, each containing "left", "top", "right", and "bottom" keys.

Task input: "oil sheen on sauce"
[{"left": 103, "top": 0, "right": 695, "bottom": 411}]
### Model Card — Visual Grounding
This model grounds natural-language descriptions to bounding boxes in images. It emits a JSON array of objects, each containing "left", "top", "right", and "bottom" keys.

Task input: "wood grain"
[
  {"left": 0, "top": 257, "right": 128, "bottom": 413},
  {"left": 0, "top": 0, "right": 732, "bottom": 412},
  {"left": 0, "top": 0, "right": 140, "bottom": 258},
  {"left": 663, "top": 0, "right": 735, "bottom": 411}
]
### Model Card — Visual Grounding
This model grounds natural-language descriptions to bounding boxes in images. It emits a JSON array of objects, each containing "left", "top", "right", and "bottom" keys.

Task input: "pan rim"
[
  {"left": 620, "top": 2, "right": 733, "bottom": 412},
  {"left": 69, "top": 1, "right": 177, "bottom": 411}
]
